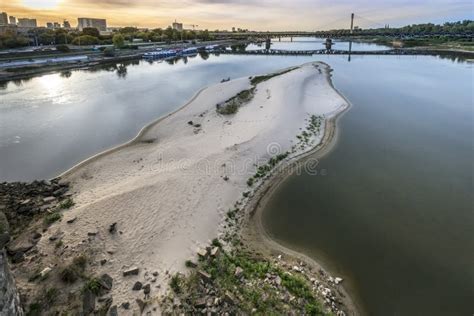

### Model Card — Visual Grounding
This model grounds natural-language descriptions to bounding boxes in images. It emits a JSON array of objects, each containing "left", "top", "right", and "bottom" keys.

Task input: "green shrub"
[
  {"left": 44, "top": 212, "right": 61, "bottom": 225},
  {"left": 83, "top": 278, "right": 101, "bottom": 295},
  {"left": 59, "top": 198, "right": 75, "bottom": 209},
  {"left": 170, "top": 274, "right": 182, "bottom": 294}
]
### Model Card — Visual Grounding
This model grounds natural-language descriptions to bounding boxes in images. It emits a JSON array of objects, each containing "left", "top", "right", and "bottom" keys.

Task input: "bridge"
[
  {"left": 210, "top": 13, "right": 379, "bottom": 39},
  {"left": 215, "top": 48, "right": 470, "bottom": 57}
]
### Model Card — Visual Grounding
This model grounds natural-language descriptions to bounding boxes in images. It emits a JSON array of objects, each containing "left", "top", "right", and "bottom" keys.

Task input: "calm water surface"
[
  {"left": 0, "top": 44, "right": 472, "bottom": 315},
  {"left": 262, "top": 56, "right": 473, "bottom": 315}
]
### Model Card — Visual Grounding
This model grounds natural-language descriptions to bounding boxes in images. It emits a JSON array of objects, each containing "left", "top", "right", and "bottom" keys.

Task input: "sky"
[{"left": 2, "top": 0, "right": 473, "bottom": 31}]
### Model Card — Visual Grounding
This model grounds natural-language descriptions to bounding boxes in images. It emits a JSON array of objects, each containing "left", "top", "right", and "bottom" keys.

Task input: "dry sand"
[{"left": 37, "top": 62, "right": 348, "bottom": 313}]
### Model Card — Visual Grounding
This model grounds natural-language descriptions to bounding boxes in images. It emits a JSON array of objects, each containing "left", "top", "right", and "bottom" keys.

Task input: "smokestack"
[{"left": 350, "top": 13, "right": 354, "bottom": 34}]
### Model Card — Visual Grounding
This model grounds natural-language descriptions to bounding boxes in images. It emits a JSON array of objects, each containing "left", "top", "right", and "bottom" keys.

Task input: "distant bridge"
[{"left": 215, "top": 48, "right": 473, "bottom": 57}]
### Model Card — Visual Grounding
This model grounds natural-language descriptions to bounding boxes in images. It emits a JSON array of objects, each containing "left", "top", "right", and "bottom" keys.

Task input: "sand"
[{"left": 37, "top": 62, "right": 348, "bottom": 313}]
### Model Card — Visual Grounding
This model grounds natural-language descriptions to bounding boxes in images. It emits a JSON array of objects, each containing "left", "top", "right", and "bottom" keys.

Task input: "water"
[
  {"left": 0, "top": 54, "right": 314, "bottom": 181},
  {"left": 247, "top": 37, "right": 390, "bottom": 51},
  {"left": 1, "top": 42, "right": 472, "bottom": 315},
  {"left": 261, "top": 56, "right": 474, "bottom": 315}
]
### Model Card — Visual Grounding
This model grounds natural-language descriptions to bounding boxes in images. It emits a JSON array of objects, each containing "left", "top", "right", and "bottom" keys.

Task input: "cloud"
[{"left": 4, "top": 0, "right": 472, "bottom": 30}]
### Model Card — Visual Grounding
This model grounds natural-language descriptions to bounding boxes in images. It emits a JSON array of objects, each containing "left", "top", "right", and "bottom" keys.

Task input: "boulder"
[
  {"left": 195, "top": 297, "right": 207, "bottom": 308},
  {"left": 198, "top": 270, "right": 212, "bottom": 283},
  {"left": 108, "top": 223, "right": 117, "bottom": 234},
  {"left": 100, "top": 273, "right": 113, "bottom": 291},
  {"left": 109, "top": 305, "right": 118, "bottom": 316},
  {"left": 123, "top": 267, "right": 139, "bottom": 276},
  {"left": 40, "top": 267, "right": 52, "bottom": 278},
  {"left": 82, "top": 289, "right": 96, "bottom": 314},
  {"left": 234, "top": 267, "right": 244, "bottom": 278},
  {"left": 143, "top": 284, "right": 151, "bottom": 295},
  {"left": 132, "top": 281, "right": 143, "bottom": 291},
  {"left": 210, "top": 247, "right": 220, "bottom": 257}
]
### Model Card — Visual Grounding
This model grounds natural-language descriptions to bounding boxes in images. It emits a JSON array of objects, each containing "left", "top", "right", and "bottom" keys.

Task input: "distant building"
[
  {"left": 172, "top": 20, "right": 183, "bottom": 31},
  {"left": 77, "top": 17, "right": 107, "bottom": 31},
  {"left": 232, "top": 27, "right": 236, "bottom": 32},
  {"left": 63, "top": 20, "right": 71, "bottom": 29},
  {"left": 9, "top": 16, "right": 16, "bottom": 25},
  {"left": 0, "top": 25, "right": 17, "bottom": 35},
  {"left": 46, "top": 22, "right": 53, "bottom": 28},
  {"left": 0, "top": 12, "right": 8, "bottom": 26},
  {"left": 18, "top": 18, "right": 37, "bottom": 28},
  {"left": 54, "top": 22, "right": 61, "bottom": 28}
]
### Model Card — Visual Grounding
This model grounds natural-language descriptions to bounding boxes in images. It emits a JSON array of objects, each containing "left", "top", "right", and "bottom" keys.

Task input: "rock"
[
  {"left": 0, "top": 233, "right": 9, "bottom": 249},
  {"left": 334, "top": 277, "right": 343, "bottom": 285},
  {"left": 143, "top": 284, "right": 151, "bottom": 295},
  {"left": 224, "top": 291, "right": 235, "bottom": 305},
  {"left": 87, "top": 232, "right": 97, "bottom": 236},
  {"left": 66, "top": 217, "right": 77, "bottom": 224},
  {"left": 123, "top": 267, "right": 139, "bottom": 276},
  {"left": 198, "top": 270, "right": 212, "bottom": 283},
  {"left": 292, "top": 265, "right": 302, "bottom": 273},
  {"left": 7, "top": 241, "right": 34, "bottom": 255},
  {"left": 32, "top": 232, "right": 42, "bottom": 240},
  {"left": 275, "top": 275, "right": 282, "bottom": 286},
  {"left": 234, "top": 267, "right": 244, "bottom": 278},
  {"left": 121, "top": 302, "right": 130, "bottom": 309},
  {"left": 136, "top": 298, "right": 146, "bottom": 313},
  {"left": 39, "top": 267, "right": 52, "bottom": 278},
  {"left": 195, "top": 297, "right": 206, "bottom": 308},
  {"left": 109, "top": 223, "right": 117, "bottom": 234},
  {"left": 210, "top": 247, "right": 220, "bottom": 257},
  {"left": 82, "top": 290, "right": 96, "bottom": 314},
  {"left": 43, "top": 196, "right": 56, "bottom": 203},
  {"left": 152, "top": 271, "right": 158, "bottom": 277},
  {"left": 132, "top": 281, "right": 143, "bottom": 291},
  {"left": 100, "top": 273, "right": 113, "bottom": 291},
  {"left": 100, "top": 259, "right": 107, "bottom": 266},
  {"left": 109, "top": 305, "right": 118, "bottom": 316},
  {"left": 10, "top": 252, "right": 24, "bottom": 263},
  {"left": 197, "top": 248, "right": 207, "bottom": 258}
]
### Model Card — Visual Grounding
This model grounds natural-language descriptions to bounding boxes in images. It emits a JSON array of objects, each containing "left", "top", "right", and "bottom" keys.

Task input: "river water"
[{"left": 0, "top": 40, "right": 472, "bottom": 315}]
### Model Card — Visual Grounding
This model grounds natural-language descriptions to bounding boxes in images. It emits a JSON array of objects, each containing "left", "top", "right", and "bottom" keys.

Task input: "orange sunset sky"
[{"left": 2, "top": 0, "right": 472, "bottom": 31}]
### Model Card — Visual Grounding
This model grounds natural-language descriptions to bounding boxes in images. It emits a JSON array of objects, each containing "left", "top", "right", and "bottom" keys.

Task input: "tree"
[
  {"left": 72, "top": 35, "right": 99, "bottom": 46},
  {"left": 82, "top": 27, "right": 100, "bottom": 38},
  {"left": 112, "top": 34, "right": 125, "bottom": 48}
]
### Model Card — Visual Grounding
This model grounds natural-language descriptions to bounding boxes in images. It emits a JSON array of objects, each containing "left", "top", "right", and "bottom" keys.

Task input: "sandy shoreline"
[
  {"left": 31, "top": 61, "right": 351, "bottom": 313},
  {"left": 242, "top": 91, "right": 361, "bottom": 314}
]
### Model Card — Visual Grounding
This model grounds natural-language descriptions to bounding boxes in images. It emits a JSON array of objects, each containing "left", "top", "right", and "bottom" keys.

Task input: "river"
[{"left": 0, "top": 39, "right": 472, "bottom": 315}]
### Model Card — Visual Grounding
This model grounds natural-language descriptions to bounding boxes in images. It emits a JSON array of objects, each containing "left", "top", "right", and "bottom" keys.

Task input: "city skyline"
[{"left": 2, "top": 0, "right": 473, "bottom": 31}]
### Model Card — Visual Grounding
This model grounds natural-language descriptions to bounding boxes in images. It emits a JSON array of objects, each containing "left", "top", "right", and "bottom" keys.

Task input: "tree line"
[{"left": 0, "top": 26, "right": 213, "bottom": 49}]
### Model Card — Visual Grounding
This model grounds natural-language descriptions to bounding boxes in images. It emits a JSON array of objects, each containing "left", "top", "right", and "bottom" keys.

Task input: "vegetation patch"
[
  {"left": 43, "top": 212, "right": 61, "bottom": 225},
  {"left": 163, "top": 246, "right": 329, "bottom": 315},
  {"left": 59, "top": 255, "right": 88, "bottom": 283},
  {"left": 250, "top": 67, "right": 298, "bottom": 85},
  {"left": 216, "top": 87, "right": 255, "bottom": 115}
]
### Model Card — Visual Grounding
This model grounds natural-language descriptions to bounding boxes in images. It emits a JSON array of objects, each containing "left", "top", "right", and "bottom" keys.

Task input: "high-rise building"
[
  {"left": 172, "top": 20, "right": 183, "bottom": 31},
  {"left": 63, "top": 20, "right": 71, "bottom": 29},
  {"left": 77, "top": 18, "right": 107, "bottom": 31},
  {"left": 18, "top": 18, "right": 37, "bottom": 28},
  {"left": 9, "top": 16, "right": 16, "bottom": 25},
  {"left": 0, "top": 12, "right": 8, "bottom": 26}
]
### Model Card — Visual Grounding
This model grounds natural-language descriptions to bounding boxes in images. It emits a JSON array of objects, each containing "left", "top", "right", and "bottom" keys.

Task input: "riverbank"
[
  {"left": 0, "top": 39, "right": 242, "bottom": 83},
  {"left": 7, "top": 62, "right": 351, "bottom": 314}
]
